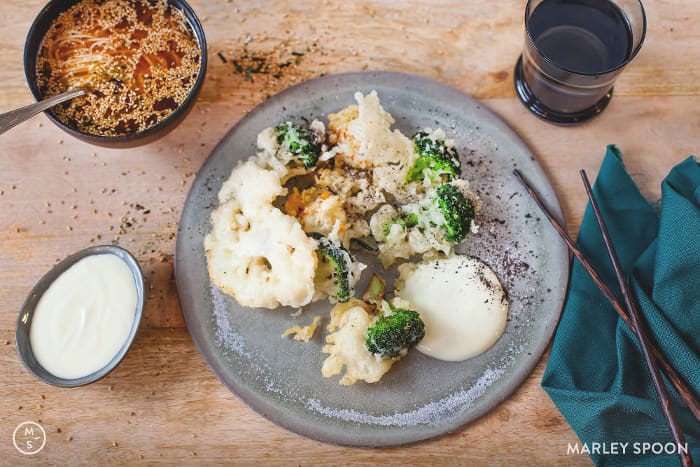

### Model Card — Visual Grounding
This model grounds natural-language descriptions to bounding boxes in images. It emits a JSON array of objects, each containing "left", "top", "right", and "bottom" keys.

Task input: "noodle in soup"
[{"left": 36, "top": 0, "right": 201, "bottom": 137}]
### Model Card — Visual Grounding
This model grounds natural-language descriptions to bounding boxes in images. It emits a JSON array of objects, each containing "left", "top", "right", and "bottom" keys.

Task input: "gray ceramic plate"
[{"left": 175, "top": 71, "right": 568, "bottom": 446}]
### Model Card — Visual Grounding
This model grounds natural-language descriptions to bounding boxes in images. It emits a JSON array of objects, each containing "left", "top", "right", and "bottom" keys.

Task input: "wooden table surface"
[{"left": 1, "top": 0, "right": 697, "bottom": 465}]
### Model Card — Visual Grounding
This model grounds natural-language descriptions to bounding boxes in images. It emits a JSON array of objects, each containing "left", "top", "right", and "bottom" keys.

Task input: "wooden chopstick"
[
  {"left": 513, "top": 169, "right": 700, "bottom": 424},
  {"left": 580, "top": 170, "right": 693, "bottom": 467}
]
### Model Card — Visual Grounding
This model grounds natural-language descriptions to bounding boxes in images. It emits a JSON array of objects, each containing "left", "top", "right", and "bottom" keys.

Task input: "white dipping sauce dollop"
[
  {"left": 397, "top": 255, "right": 509, "bottom": 362},
  {"left": 30, "top": 254, "right": 137, "bottom": 379}
]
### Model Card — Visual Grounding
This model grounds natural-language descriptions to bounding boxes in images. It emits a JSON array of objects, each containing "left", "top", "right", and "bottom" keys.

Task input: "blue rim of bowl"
[
  {"left": 16, "top": 245, "right": 145, "bottom": 388},
  {"left": 22, "top": 0, "right": 207, "bottom": 146}
]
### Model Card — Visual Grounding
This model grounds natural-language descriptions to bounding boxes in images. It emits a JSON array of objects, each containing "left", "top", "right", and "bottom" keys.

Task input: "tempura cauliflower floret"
[
  {"left": 302, "top": 91, "right": 420, "bottom": 247},
  {"left": 323, "top": 91, "right": 419, "bottom": 206},
  {"left": 326, "top": 105, "right": 359, "bottom": 149},
  {"left": 285, "top": 187, "right": 353, "bottom": 246},
  {"left": 301, "top": 193, "right": 347, "bottom": 242},
  {"left": 321, "top": 299, "right": 394, "bottom": 385},
  {"left": 282, "top": 316, "right": 321, "bottom": 343},
  {"left": 217, "top": 159, "right": 286, "bottom": 206},
  {"left": 205, "top": 161, "right": 318, "bottom": 309},
  {"left": 316, "top": 166, "right": 385, "bottom": 216},
  {"left": 284, "top": 185, "right": 370, "bottom": 248},
  {"left": 325, "top": 91, "right": 414, "bottom": 170}
]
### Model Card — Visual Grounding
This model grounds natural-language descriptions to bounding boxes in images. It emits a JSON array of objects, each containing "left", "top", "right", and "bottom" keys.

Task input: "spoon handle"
[{"left": 0, "top": 89, "right": 85, "bottom": 135}]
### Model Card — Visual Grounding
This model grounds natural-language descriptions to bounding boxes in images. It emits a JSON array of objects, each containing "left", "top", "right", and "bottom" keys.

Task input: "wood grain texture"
[{"left": 1, "top": 0, "right": 698, "bottom": 465}]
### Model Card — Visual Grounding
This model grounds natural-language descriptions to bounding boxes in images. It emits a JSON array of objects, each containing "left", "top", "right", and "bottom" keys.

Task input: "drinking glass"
[{"left": 514, "top": 0, "right": 646, "bottom": 125}]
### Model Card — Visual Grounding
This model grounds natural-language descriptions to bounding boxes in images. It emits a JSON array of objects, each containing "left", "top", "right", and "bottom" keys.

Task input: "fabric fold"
[{"left": 542, "top": 145, "right": 700, "bottom": 466}]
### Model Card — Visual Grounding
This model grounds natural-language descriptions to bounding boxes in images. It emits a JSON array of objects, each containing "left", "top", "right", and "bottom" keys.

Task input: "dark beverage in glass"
[{"left": 514, "top": 0, "right": 646, "bottom": 125}]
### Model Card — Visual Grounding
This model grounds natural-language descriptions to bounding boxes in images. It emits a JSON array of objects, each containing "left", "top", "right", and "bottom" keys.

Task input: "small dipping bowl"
[
  {"left": 23, "top": 0, "right": 207, "bottom": 148},
  {"left": 16, "top": 245, "right": 145, "bottom": 387}
]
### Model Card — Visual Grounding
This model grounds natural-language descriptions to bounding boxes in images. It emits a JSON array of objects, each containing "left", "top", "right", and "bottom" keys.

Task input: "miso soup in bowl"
[{"left": 24, "top": 0, "right": 207, "bottom": 147}]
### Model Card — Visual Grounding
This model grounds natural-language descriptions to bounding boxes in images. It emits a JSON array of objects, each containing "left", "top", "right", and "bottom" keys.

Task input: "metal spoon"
[{"left": 0, "top": 88, "right": 85, "bottom": 135}]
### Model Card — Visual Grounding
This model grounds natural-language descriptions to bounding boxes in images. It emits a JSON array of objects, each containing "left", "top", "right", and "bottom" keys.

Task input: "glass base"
[{"left": 513, "top": 55, "right": 613, "bottom": 126}]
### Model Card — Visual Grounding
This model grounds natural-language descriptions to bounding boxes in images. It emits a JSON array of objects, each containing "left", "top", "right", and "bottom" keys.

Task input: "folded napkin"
[{"left": 542, "top": 146, "right": 700, "bottom": 466}]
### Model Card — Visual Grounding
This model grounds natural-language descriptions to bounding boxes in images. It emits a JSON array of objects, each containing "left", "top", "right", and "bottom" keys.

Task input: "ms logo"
[{"left": 13, "top": 421, "right": 46, "bottom": 455}]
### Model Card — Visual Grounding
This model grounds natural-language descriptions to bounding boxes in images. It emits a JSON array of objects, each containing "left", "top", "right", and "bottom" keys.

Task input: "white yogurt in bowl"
[
  {"left": 30, "top": 254, "right": 138, "bottom": 379},
  {"left": 16, "top": 245, "right": 144, "bottom": 387}
]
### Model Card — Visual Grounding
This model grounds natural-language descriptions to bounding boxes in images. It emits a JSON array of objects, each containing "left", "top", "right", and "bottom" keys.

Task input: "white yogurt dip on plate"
[
  {"left": 29, "top": 254, "right": 138, "bottom": 379},
  {"left": 397, "top": 255, "right": 509, "bottom": 362}
]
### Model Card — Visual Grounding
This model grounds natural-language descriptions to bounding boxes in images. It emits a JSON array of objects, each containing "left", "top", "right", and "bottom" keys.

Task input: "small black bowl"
[
  {"left": 23, "top": 0, "right": 207, "bottom": 148},
  {"left": 16, "top": 245, "right": 145, "bottom": 387}
]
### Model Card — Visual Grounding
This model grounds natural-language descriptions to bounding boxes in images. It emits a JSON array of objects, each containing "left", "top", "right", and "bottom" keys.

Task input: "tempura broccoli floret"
[
  {"left": 433, "top": 183, "right": 475, "bottom": 243},
  {"left": 406, "top": 130, "right": 461, "bottom": 184},
  {"left": 274, "top": 122, "right": 321, "bottom": 168},
  {"left": 365, "top": 301, "right": 425, "bottom": 358},
  {"left": 382, "top": 212, "right": 418, "bottom": 238},
  {"left": 376, "top": 182, "right": 475, "bottom": 245},
  {"left": 312, "top": 233, "right": 363, "bottom": 303}
]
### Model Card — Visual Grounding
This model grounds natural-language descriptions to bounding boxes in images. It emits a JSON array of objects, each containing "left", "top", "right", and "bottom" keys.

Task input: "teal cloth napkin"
[{"left": 542, "top": 145, "right": 700, "bottom": 466}]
